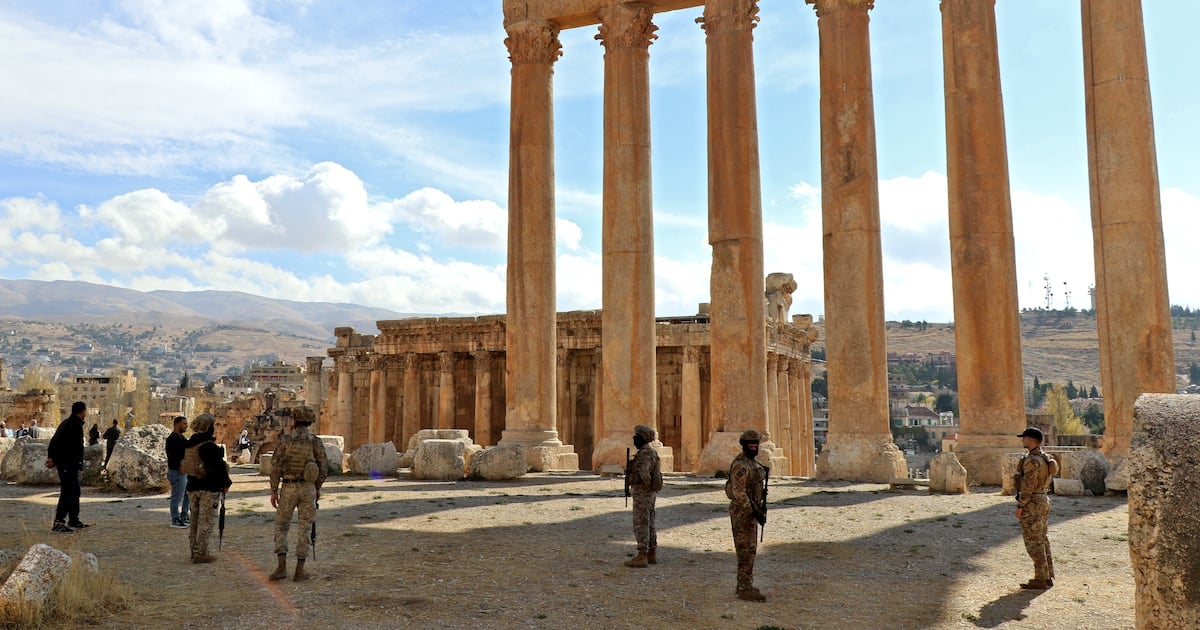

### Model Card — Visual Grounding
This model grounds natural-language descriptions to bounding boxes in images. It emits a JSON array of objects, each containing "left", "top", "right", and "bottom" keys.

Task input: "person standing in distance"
[
  {"left": 268, "top": 406, "right": 327, "bottom": 582},
  {"left": 46, "top": 402, "right": 89, "bottom": 533},
  {"left": 624, "top": 424, "right": 662, "bottom": 568},
  {"left": 185, "top": 414, "right": 231, "bottom": 563},
  {"left": 165, "top": 416, "right": 191, "bottom": 529},
  {"left": 1014, "top": 427, "right": 1057, "bottom": 589},
  {"left": 102, "top": 419, "right": 121, "bottom": 468},
  {"left": 726, "top": 429, "right": 768, "bottom": 601}
]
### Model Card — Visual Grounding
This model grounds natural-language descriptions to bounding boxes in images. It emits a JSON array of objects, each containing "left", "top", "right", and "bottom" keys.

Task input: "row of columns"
[{"left": 500, "top": 0, "right": 1170, "bottom": 481}]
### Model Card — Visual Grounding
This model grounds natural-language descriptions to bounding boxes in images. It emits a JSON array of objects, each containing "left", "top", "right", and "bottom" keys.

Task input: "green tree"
[
  {"left": 1192, "top": 330, "right": 1196, "bottom": 345},
  {"left": 17, "top": 364, "right": 56, "bottom": 393},
  {"left": 1090, "top": 385, "right": 1100, "bottom": 398},
  {"left": 934, "top": 393, "right": 955, "bottom": 413},
  {"left": 1082, "top": 404, "right": 1104, "bottom": 434},
  {"left": 1046, "top": 384, "right": 1088, "bottom": 436},
  {"left": 1188, "top": 362, "right": 1200, "bottom": 386},
  {"left": 811, "top": 373, "right": 828, "bottom": 399},
  {"left": 1065, "top": 380, "right": 1078, "bottom": 400},
  {"left": 179, "top": 372, "right": 190, "bottom": 390}
]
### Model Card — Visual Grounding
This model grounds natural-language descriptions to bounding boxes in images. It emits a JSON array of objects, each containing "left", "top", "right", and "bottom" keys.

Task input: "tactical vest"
[{"left": 282, "top": 434, "right": 317, "bottom": 480}]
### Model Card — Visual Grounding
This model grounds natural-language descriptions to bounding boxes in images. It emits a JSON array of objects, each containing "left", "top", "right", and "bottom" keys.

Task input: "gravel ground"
[{"left": 1, "top": 468, "right": 1133, "bottom": 629}]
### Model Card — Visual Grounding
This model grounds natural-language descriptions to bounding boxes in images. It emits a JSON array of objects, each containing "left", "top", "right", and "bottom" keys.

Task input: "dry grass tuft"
[{"left": 0, "top": 547, "right": 131, "bottom": 628}]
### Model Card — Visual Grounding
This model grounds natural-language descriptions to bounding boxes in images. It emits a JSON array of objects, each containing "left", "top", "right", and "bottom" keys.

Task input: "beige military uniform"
[
  {"left": 270, "top": 425, "right": 328, "bottom": 560},
  {"left": 1016, "top": 446, "right": 1055, "bottom": 581}
]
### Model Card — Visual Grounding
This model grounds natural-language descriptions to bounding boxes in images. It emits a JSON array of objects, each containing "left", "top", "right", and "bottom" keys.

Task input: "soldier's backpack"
[
  {"left": 724, "top": 463, "right": 736, "bottom": 500},
  {"left": 181, "top": 440, "right": 213, "bottom": 478},
  {"left": 650, "top": 457, "right": 664, "bottom": 493},
  {"left": 282, "top": 434, "right": 318, "bottom": 481},
  {"left": 1041, "top": 452, "right": 1060, "bottom": 490}
]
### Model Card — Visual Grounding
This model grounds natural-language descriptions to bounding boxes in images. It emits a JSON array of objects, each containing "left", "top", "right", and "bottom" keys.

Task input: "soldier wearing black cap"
[
  {"left": 623, "top": 424, "right": 662, "bottom": 568},
  {"left": 725, "top": 429, "right": 768, "bottom": 601},
  {"left": 1014, "top": 427, "right": 1058, "bottom": 589}
]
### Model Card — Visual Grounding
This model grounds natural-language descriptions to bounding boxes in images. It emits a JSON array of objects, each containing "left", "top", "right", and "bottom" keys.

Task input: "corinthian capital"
[
  {"left": 697, "top": 0, "right": 760, "bottom": 34},
  {"left": 596, "top": 3, "right": 658, "bottom": 51},
  {"left": 806, "top": 0, "right": 875, "bottom": 18},
  {"left": 505, "top": 20, "right": 563, "bottom": 65}
]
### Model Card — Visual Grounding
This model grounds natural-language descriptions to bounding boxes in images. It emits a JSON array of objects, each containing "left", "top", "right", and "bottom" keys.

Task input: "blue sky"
[{"left": 1, "top": 0, "right": 1197, "bottom": 321}]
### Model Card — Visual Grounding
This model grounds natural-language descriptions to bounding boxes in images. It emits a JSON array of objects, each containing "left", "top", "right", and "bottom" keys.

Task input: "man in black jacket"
[
  {"left": 185, "top": 414, "right": 232, "bottom": 563},
  {"left": 46, "top": 401, "right": 89, "bottom": 533},
  {"left": 102, "top": 419, "right": 121, "bottom": 468}
]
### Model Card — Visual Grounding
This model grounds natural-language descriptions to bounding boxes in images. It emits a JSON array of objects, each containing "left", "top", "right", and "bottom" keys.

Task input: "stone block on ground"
[
  {"left": 81, "top": 444, "right": 105, "bottom": 486},
  {"left": 321, "top": 443, "right": 343, "bottom": 475},
  {"left": 815, "top": 434, "right": 908, "bottom": 483},
  {"left": 1127, "top": 394, "right": 1200, "bottom": 629},
  {"left": 0, "top": 437, "right": 13, "bottom": 463},
  {"left": 468, "top": 445, "right": 527, "bottom": 480},
  {"left": 350, "top": 442, "right": 400, "bottom": 477},
  {"left": 695, "top": 432, "right": 745, "bottom": 477},
  {"left": 406, "top": 429, "right": 470, "bottom": 453},
  {"left": 317, "top": 435, "right": 344, "bottom": 451},
  {"left": 1105, "top": 457, "right": 1129, "bottom": 493},
  {"left": 462, "top": 444, "right": 482, "bottom": 477},
  {"left": 3, "top": 441, "right": 57, "bottom": 485},
  {"left": 398, "top": 451, "right": 414, "bottom": 469},
  {"left": 1058, "top": 449, "right": 1109, "bottom": 496},
  {"left": 413, "top": 439, "right": 465, "bottom": 481},
  {"left": 259, "top": 452, "right": 272, "bottom": 476},
  {"left": 1053, "top": 478, "right": 1085, "bottom": 496},
  {"left": 929, "top": 451, "right": 969, "bottom": 494},
  {"left": 0, "top": 543, "right": 72, "bottom": 607},
  {"left": 105, "top": 424, "right": 171, "bottom": 493},
  {"left": 525, "top": 445, "right": 577, "bottom": 472},
  {"left": 1000, "top": 453, "right": 1024, "bottom": 495},
  {"left": 71, "top": 551, "right": 99, "bottom": 574}
]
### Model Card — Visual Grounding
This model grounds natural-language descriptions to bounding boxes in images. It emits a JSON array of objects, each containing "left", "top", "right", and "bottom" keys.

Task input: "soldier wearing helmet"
[
  {"left": 725, "top": 429, "right": 768, "bottom": 601},
  {"left": 268, "top": 406, "right": 327, "bottom": 582},
  {"left": 623, "top": 424, "right": 663, "bottom": 568}
]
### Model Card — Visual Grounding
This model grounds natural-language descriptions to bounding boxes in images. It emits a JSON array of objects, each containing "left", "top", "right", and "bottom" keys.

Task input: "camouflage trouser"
[
  {"left": 631, "top": 488, "right": 657, "bottom": 554},
  {"left": 1020, "top": 494, "right": 1054, "bottom": 580},
  {"left": 729, "top": 503, "right": 758, "bottom": 591},
  {"left": 189, "top": 491, "right": 221, "bottom": 557},
  {"left": 274, "top": 482, "right": 317, "bottom": 559}
]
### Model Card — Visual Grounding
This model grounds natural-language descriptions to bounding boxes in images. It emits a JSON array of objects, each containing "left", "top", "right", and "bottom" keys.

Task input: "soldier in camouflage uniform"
[
  {"left": 1014, "top": 427, "right": 1056, "bottom": 589},
  {"left": 269, "top": 406, "right": 327, "bottom": 582},
  {"left": 727, "top": 429, "right": 768, "bottom": 601},
  {"left": 624, "top": 424, "right": 662, "bottom": 568}
]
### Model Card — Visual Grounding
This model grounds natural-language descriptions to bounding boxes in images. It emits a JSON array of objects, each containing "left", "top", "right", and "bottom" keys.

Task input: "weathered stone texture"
[
  {"left": 105, "top": 424, "right": 171, "bottom": 493},
  {"left": 349, "top": 442, "right": 400, "bottom": 477},
  {"left": 1058, "top": 449, "right": 1109, "bottom": 496},
  {"left": 1128, "top": 394, "right": 1200, "bottom": 629},
  {"left": 468, "top": 445, "right": 528, "bottom": 480},
  {"left": 929, "top": 451, "right": 969, "bottom": 494},
  {"left": 1052, "top": 478, "right": 1085, "bottom": 497},
  {"left": 413, "top": 439, "right": 465, "bottom": 481},
  {"left": 816, "top": 435, "right": 907, "bottom": 484},
  {"left": 0, "top": 543, "right": 72, "bottom": 607},
  {"left": 1, "top": 439, "right": 56, "bottom": 484}
]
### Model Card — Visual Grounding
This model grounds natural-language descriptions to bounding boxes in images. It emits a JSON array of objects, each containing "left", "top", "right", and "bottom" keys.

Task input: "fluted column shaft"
[
  {"left": 402, "top": 353, "right": 420, "bottom": 446},
  {"left": 336, "top": 369, "right": 354, "bottom": 447},
  {"left": 1082, "top": 0, "right": 1174, "bottom": 457},
  {"left": 941, "top": 0, "right": 1025, "bottom": 484},
  {"left": 474, "top": 351, "right": 494, "bottom": 446},
  {"left": 591, "top": 2, "right": 660, "bottom": 470},
  {"left": 776, "top": 356, "right": 792, "bottom": 474},
  {"left": 681, "top": 347, "right": 702, "bottom": 472},
  {"left": 368, "top": 364, "right": 386, "bottom": 444},
  {"left": 501, "top": 20, "right": 563, "bottom": 447},
  {"left": 437, "top": 352, "right": 455, "bottom": 430}
]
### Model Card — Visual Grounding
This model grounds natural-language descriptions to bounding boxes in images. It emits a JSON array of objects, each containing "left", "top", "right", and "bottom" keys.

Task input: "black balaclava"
[
  {"left": 741, "top": 441, "right": 759, "bottom": 459},
  {"left": 633, "top": 435, "right": 648, "bottom": 449}
]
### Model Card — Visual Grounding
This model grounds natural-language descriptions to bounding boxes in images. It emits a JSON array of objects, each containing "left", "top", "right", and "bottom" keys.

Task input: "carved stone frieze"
[
  {"left": 806, "top": 0, "right": 875, "bottom": 17},
  {"left": 505, "top": 20, "right": 563, "bottom": 65},
  {"left": 596, "top": 3, "right": 658, "bottom": 51}
]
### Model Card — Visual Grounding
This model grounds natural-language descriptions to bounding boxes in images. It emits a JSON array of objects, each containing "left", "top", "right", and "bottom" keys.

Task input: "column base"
[
  {"left": 954, "top": 434, "right": 1024, "bottom": 486},
  {"left": 591, "top": 433, "right": 677, "bottom": 473},
  {"left": 498, "top": 429, "right": 577, "bottom": 472},
  {"left": 695, "top": 432, "right": 781, "bottom": 476},
  {"left": 815, "top": 434, "right": 907, "bottom": 483}
]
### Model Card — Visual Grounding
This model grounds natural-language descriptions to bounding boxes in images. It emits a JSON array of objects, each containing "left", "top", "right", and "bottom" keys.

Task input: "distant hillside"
[
  {"left": 0, "top": 279, "right": 419, "bottom": 336},
  {"left": 814, "top": 310, "right": 1200, "bottom": 390}
]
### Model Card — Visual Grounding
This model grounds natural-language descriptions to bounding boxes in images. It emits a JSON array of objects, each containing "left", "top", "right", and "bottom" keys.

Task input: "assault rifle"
[
  {"left": 759, "top": 466, "right": 770, "bottom": 542},
  {"left": 624, "top": 448, "right": 632, "bottom": 507},
  {"left": 218, "top": 492, "right": 227, "bottom": 551},
  {"left": 311, "top": 500, "right": 318, "bottom": 561}
]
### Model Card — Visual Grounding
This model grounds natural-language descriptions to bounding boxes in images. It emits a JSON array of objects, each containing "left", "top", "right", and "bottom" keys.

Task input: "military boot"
[
  {"left": 269, "top": 554, "right": 288, "bottom": 580},
  {"left": 623, "top": 553, "right": 648, "bottom": 568},
  {"left": 293, "top": 559, "right": 309, "bottom": 582},
  {"left": 646, "top": 549, "right": 657, "bottom": 565},
  {"left": 1020, "top": 579, "right": 1051, "bottom": 590},
  {"left": 737, "top": 587, "right": 766, "bottom": 602}
]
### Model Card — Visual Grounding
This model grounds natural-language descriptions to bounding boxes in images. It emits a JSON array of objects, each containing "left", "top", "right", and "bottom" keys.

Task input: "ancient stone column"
[
  {"left": 766, "top": 353, "right": 781, "bottom": 447},
  {"left": 500, "top": 19, "right": 573, "bottom": 470},
  {"left": 473, "top": 351, "right": 493, "bottom": 446},
  {"left": 776, "top": 354, "right": 793, "bottom": 475},
  {"left": 789, "top": 358, "right": 807, "bottom": 476},
  {"left": 680, "top": 346, "right": 703, "bottom": 473},
  {"left": 591, "top": 2, "right": 659, "bottom": 471},
  {"left": 368, "top": 362, "right": 386, "bottom": 444},
  {"left": 557, "top": 349, "right": 573, "bottom": 446},
  {"left": 695, "top": 0, "right": 780, "bottom": 475},
  {"left": 1081, "top": 0, "right": 1174, "bottom": 467},
  {"left": 336, "top": 368, "right": 353, "bottom": 445},
  {"left": 437, "top": 352, "right": 455, "bottom": 430},
  {"left": 940, "top": 0, "right": 1026, "bottom": 485},
  {"left": 402, "top": 353, "right": 420, "bottom": 446},
  {"left": 808, "top": 0, "right": 906, "bottom": 483},
  {"left": 304, "top": 357, "right": 324, "bottom": 408}
]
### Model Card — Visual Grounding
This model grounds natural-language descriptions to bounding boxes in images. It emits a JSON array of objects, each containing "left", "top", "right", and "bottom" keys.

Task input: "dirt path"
[{"left": 1, "top": 469, "right": 1133, "bottom": 629}]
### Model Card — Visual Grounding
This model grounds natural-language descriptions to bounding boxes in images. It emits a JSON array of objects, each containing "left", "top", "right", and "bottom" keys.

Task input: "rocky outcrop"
[
  {"left": 105, "top": 424, "right": 170, "bottom": 493},
  {"left": 1127, "top": 394, "right": 1200, "bottom": 629}
]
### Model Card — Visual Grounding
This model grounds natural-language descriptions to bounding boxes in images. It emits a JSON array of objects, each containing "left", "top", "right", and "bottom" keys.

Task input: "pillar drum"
[
  {"left": 940, "top": 0, "right": 1026, "bottom": 485},
  {"left": 1081, "top": 0, "right": 1174, "bottom": 465},
  {"left": 401, "top": 353, "right": 421, "bottom": 448},
  {"left": 474, "top": 351, "right": 494, "bottom": 446},
  {"left": 680, "top": 347, "right": 703, "bottom": 473},
  {"left": 593, "top": 2, "right": 661, "bottom": 472},
  {"left": 437, "top": 352, "right": 455, "bottom": 430},
  {"left": 695, "top": 0, "right": 782, "bottom": 476},
  {"left": 368, "top": 365, "right": 386, "bottom": 444},
  {"left": 776, "top": 356, "right": 793, "bottom": 476},
  {"left": 499, "top": 19, "right": 577, "bottom": 471},
  {"left": 766, "top": 354, "right": 781, "bottom": 448},
  {"left": 808, "top": 0, "right": 905, "bottom": 483},
  {"left": 305, "top": 357, "right": 324, "bottom": 408},
  {"left": 336, "top": 369, "right": 353, "bottom": 446}
]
